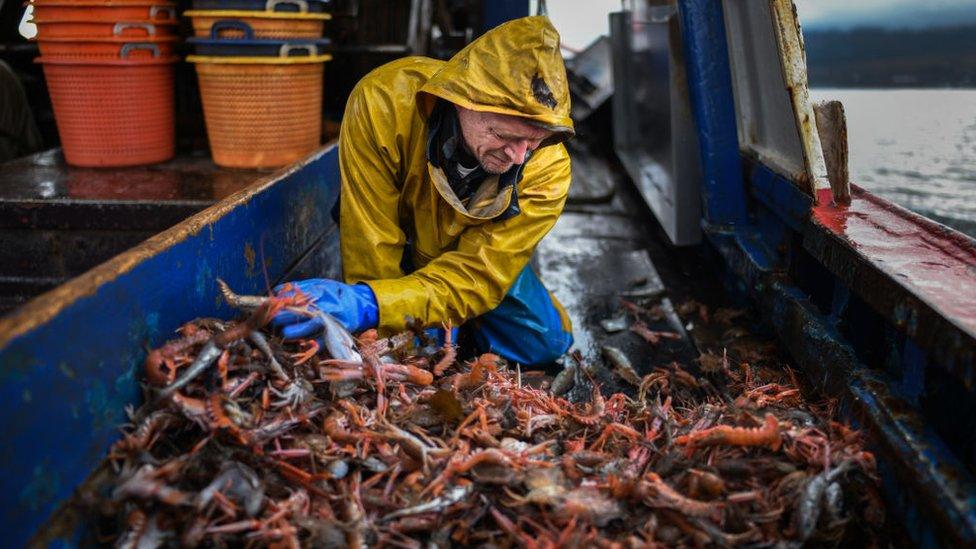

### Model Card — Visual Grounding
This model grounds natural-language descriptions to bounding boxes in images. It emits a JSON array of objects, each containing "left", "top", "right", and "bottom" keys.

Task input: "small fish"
[
  {"left": 796, "top": 473, "right": 827, "bottom": 541},
  {"left": 797, "top": 462, "right": 852, "bottom": 541},
  {"left": 550, "top": 363, "right": 577, "bottom": 396},
  {"left": 823, "top": 481, "right": 844, "bottom": 522},
  {"left": 601, "top": 345, "right": 641, "bottom": 386},
  {"left": 156, "top": 341, "right": 222, "bottom": 400},
  {"left": 381, "top": 485, "right": 472, "bottom": 521},
  {"left": 599, "top": 315, "right": 629, "bottom": 333},
  {"left": 196, "top": 462, "right": 264, "bottom": 517},
  {"left": 216, "top": 279, "right": 362, "bottom": 363},
  {"left": 314, "top": 310, "right": 363, "bottom": 363},
  {"left": 249, "top": 331, "right": 288, "bottom": 380}
]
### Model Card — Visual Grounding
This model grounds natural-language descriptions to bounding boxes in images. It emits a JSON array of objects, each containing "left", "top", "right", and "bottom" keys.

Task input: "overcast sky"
[
  {"left": 547, "top": 0, "right": 976, "bottom": 50},
  {"left": 794, "top": 0, "right": 976, "bottom": 30}
]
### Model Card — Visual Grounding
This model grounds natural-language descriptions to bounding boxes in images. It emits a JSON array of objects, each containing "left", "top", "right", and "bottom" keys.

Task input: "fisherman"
[{"left": 272, "top": 16, "right": 575, "bottom": 367}]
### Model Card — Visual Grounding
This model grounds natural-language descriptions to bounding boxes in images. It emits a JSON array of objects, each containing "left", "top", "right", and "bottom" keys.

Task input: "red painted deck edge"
[{"left": 812, "top": 186, "right": 976, "bottom": 336}]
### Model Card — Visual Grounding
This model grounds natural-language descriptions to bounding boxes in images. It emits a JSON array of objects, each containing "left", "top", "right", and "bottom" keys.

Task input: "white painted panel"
[{"left": 722, "top": 0, "right": 806, "bottom": 180}]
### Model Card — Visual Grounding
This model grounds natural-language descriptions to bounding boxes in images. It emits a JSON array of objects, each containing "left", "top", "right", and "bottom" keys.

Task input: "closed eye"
[{"left": 491, "top": 128, "right": 544, "bottom": 149}]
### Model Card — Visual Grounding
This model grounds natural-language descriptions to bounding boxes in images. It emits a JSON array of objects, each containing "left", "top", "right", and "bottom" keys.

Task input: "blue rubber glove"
[{"left": 270, "top": 279, "right": 378, "bottom": 337}]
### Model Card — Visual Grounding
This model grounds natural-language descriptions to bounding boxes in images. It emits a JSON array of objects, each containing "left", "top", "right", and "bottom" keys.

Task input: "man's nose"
[{"left": 504, "top": 140, "right": 530, "bottom": 164}]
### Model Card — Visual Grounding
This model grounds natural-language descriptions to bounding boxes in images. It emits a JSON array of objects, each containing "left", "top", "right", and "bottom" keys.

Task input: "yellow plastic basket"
[{"left": 188, "top": 54, "right": 331, "bottom": 169}]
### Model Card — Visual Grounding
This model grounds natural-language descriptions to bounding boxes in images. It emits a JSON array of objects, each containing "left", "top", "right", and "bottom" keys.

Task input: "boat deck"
[
  {"left": 537, "top": 142, "right": 716, "bottom": 391},
  {"left": 0, "top": 150, "right": 258, "bottom": 314}
]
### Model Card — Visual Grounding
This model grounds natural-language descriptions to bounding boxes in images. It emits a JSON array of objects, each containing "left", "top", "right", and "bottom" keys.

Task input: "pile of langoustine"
[{"left": 91, "top": 282, "right": 885, "bottom": 547}]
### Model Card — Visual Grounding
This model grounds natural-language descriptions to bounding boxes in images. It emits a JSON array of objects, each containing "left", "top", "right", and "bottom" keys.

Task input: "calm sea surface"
[{"left": 809, "top": 88, "right": 976, "bottom": 238}]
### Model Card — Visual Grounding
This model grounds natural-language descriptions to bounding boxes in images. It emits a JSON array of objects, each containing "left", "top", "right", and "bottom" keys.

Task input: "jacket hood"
[{"left": 418, "top": 16, "right": 575, "bottom": 144}]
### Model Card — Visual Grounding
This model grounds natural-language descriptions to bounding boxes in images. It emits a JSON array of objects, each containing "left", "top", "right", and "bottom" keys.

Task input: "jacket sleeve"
[
  {"left": 339, "top": 82, "right": 408, "bottom": 284},
  {"left": 365, "top": 144, "right": 571, "bottom": 331}
]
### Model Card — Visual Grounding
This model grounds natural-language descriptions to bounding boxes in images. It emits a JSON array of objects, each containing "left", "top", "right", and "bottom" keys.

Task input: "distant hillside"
[{"left": 803, "top": 25, "right": 976, "bottom": 87}]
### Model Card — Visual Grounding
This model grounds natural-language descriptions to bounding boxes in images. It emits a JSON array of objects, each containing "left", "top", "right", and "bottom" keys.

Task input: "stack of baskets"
[
  {"left": 31, "top": 0, "right": 179, "bottom": 167},
  {"left": 185, "top": 0, "right": 331, "bottom": 169}
]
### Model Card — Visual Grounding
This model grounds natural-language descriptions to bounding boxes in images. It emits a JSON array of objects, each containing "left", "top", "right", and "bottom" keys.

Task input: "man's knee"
[
  {"left": 470, "top": 316, "right": 572, "bottom": 367},
  {"left": 471, "top": 265, "right": 574, "bottom": 366},
  {"left": 520, "top": 327, "right": 572, "bottom": 366}
]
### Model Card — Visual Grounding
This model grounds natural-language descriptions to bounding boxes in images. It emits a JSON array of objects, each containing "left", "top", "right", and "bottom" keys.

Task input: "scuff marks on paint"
[
  {"left": 20, "top": 463, "right": 60, "bottom": 512},
  {"left": 244, "top": 242, "right": 257, "bottom": 276}
]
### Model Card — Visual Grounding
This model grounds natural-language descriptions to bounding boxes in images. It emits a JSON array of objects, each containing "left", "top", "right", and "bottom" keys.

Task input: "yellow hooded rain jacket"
[{"left": 339, "top": 16, "right": 574, "bottom": 331}]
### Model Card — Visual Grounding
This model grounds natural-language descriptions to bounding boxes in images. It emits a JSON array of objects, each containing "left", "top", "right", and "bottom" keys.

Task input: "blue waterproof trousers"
[{"left": 459, "top": 265, "right": 573, "bottom": 367}]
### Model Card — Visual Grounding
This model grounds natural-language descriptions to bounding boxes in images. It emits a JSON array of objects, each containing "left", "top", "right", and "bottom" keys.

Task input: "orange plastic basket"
[
  {"left": 188, "top": 54, "right": 330, "bottom": 168},
  {"left": 38, "top": 55, "right": 177, "bottom": 167},
  {"left": 33, "top": 19, "right": 179, "bottom": 39},
  {"left": 184, "top": 10, "right": 329, "bottom": 39},
  {"left": 37, "top": 37, "right": 178, "bottom": 60},
  {"left": 31, "top": 3, "right": 178, "bottom": 23}
]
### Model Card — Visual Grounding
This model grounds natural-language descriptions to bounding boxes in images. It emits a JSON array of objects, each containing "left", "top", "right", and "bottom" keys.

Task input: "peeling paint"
[
  {"left": 244, "top": 242, "right": 256, "bottom": 275},
  {"left": 195, "top": 263, "right": 213, "bottom": 299},
  {"left": 58, "top": 363, "right": 75, "bottom": 379},
  {"left": 84, "top": 378, "right": 115, "bottom": 432},
  {"left": 768, "top": 0, "right": 831, "bottom": 198},
  {"left": 20, "top": 464, "right": 60, "bottom": 512}
]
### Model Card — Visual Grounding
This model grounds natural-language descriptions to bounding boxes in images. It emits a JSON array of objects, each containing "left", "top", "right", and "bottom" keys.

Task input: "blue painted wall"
[{"left": 0, "top": 146, "right": 340, "bottom": 546}]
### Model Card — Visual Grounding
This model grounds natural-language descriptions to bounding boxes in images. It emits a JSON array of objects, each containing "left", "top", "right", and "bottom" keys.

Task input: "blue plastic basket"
[
  {"left": 191, "top": 0, "right": 330, "bottom": 13},
  {"left": 187, "top": 20, "right": 330, "bottom": 56}
]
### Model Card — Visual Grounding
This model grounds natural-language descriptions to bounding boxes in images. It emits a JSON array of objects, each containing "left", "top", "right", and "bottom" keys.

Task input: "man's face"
[{"left": 455, "top": 106, "right": 554, "bottom": 174}]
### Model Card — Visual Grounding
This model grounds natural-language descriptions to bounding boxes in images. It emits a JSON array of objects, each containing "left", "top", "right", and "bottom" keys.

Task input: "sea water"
[{"left": 810, "top": 88, "right": 976, "bottom": 238}]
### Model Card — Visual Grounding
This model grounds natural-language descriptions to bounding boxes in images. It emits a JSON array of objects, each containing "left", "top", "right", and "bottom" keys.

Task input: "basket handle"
[
  {"left": 119, "top": 42, "right": 161, "bottom": 59},
  {"left": 210, "top": 20, "right": 254, "bottom": 39},
  {"left": 279, "top": 44, "right": 317, "bottom": 57},
  {"left": 149, "top": 5, "right": 176, "bottom": 20},
  {"left": 113, "top": 22, "right": 156, "bottom": 37},
  {"left": 265, "top": 0, "right": 309, "bottom": 13}
]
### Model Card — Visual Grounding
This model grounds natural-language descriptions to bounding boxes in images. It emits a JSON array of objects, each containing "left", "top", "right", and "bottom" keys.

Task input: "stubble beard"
[{"left": 479, "top": 153, "right": 512, "bottom": 175}]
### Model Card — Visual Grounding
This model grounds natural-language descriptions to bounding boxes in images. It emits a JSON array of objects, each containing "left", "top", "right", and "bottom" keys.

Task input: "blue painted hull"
[{"left": 0, "top": 146, "right": 340, "bottom": 546}]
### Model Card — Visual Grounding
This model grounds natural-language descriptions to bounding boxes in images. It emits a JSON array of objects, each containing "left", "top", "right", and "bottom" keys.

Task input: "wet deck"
[
  {"left": 537, "top": 143, "right": 701, "bottom": 389},
  {"left": 0, "top": 150, "right": 260, "bottom": 314}
]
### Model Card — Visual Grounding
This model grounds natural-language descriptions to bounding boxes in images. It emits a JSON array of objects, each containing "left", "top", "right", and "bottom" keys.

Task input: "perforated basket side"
[
  {"left": 195, "top": 61, "right": 323, "bottom": 168},
  {"left": 189, "top": 16, "right": 324, "bottom": 39},
  {"left": 42, "top": 61, "right": 175, "bottom": 166}
]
